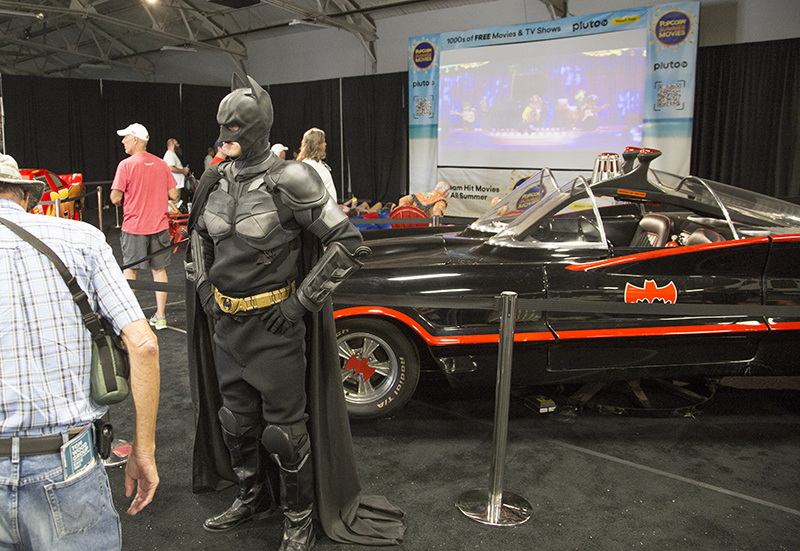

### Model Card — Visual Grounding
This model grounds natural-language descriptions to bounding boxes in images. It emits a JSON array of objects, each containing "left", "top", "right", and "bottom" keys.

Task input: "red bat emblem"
[{"left": 624, "top": 280, "right": 678, "bottom": 304}]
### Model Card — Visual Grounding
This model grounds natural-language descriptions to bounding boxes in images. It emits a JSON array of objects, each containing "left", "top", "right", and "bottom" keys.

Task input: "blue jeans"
[{"left": 0, "top": 452, "right": 121, "bottom": 550}]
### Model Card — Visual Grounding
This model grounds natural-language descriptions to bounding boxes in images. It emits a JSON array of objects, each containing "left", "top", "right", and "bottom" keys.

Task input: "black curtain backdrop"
[
  {"left": 4, "top": 38, "right": 799, "bottom": 203},
  {"left": 268, "top": 79, "right": 342, "bottom": 198},
  {"left": 342, "top": 73, "right": 408, "bottom": 205},
  {"left": 3, "top": 73, "right": 407, "bottom": 206},
  {"left": 691, "top": 37, "right": 800, "bottom": 196},
  {"left": 2, "top": 76, "right": 230, "bottom": 187}
]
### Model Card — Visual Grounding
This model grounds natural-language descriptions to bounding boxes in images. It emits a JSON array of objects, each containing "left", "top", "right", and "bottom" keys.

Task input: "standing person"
[
  {"left": 270, "top": 143, "right": 288, "bottom": 159},
  {"left": 187, "top": 75, "right": 404, "bottom": 551},
  {"left": 296, "top": 128, "right": 337, "bottom": 201},
  {"left": 111, "top": 123, "right": 177, "bottom": 331},
  {"left": 211, "top": 141, "right": 227, "bottom": 166},
  {"left": 204, "top": 147, "right": 216, "bottom": 171},
  {"left": 164, "top": 138, "right": 190, "bottom": 203},
  {"left": 0, "top": 153, "right": 160, "bottom": 550}
]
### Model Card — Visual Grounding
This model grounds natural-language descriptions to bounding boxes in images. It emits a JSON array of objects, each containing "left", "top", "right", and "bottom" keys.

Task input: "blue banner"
[{"left": 409, "top": 3, "right": 699, "bottom": 199}]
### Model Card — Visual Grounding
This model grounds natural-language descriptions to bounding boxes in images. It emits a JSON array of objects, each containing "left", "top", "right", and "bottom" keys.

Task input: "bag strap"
[{"left": 0, "top": 216, "right": 104, "bottom": 340}]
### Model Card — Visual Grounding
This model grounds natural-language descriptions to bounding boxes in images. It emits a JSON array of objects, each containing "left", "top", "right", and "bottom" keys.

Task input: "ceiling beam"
[
  {"left": 0, "top": 0, "right": 248, "bottom": 57},
  {"left": 260, "top": 0, "right": 378, "bottom": 42},
  {"left": 539, "top": 0, "right": 567, "bottom": 19},
  {"left": 1, "top": 34, "right": 155, "bottom": 75}
]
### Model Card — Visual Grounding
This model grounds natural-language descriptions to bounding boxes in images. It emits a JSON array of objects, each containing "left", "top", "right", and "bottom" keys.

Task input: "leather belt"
[
  {"left": 0, "top": 426, "right": 90, "bottom": 457},
  {"left": 213, "top": 281, "right": 295, "bottom": 315}
]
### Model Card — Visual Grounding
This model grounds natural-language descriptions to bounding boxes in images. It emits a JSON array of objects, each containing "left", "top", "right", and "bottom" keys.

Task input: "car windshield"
[
  {"left": 468, "top": 169, "right": 559, "bottom": 234},
  {"left": 486, "top": 163, "right": 800, "bottom": 249},
  {"left": 486, "top": 175, "right": 607, "bottom": 248},
  {"left": 650, "top": 169, "right": 800, "bottom": 228}
]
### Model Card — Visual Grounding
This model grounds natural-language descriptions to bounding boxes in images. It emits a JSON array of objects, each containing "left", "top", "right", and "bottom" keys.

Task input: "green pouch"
[{"left": 90, "top": 316, "right": 131, "bottom": 405}]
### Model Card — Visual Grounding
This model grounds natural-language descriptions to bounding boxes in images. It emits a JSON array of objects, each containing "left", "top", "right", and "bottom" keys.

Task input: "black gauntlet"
[{"left": 260, "top": 242, "right": 368, "bottom": 334}]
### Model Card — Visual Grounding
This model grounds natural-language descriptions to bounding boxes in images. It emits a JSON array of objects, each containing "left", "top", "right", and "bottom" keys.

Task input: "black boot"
[
  {"left": 275, "top": 454, "right": 316, "bottom": 551},
  {"left": 204, "top": 423, "right": 278, "bottom": 532}
]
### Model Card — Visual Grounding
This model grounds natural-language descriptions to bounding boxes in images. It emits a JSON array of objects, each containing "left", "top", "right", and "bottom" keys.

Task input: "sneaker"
[{"left": 149, "top": 316, "right": 167, "bottom": 330}]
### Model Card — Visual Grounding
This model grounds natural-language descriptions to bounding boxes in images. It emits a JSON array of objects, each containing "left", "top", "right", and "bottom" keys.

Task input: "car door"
[
  {"left": 545, "top": 237, "right": 770, "bottom": 377},
  {"left": 756, "top": 234, "right": 800, "bottom": 374}
]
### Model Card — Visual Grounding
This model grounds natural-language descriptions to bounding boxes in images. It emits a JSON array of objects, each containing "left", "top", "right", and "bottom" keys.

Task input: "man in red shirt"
[{"left": 111, "top": 123, "right": 177, "bottom": 330}]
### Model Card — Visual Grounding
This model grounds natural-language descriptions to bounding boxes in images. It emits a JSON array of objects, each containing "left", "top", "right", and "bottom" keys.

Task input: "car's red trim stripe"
[
  {"left": 333, "top": 306, "right": 555, "bottom": 344},
  {"left": 553, "top": 322, "right": 768, "bottom": 340},
  {"left": 334, "top": 307, "right": 770, "bottom": 345},
  {"left": 566, "top": 236, "right": 772, "bottom": 272},
  {"left": 770, "top": 234, "right": 800, "bottom": 243},
  {"left": 767, "top": 321, "right": 800, "bottom": 330}
]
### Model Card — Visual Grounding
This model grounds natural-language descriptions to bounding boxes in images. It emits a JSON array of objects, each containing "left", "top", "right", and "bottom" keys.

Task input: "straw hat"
[{"left": 0, "top": 154, "right": 45, "bottom": 211}]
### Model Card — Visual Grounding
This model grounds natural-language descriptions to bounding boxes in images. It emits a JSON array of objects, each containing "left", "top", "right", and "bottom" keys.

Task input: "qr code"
[
  {"left": 657, "top": 83, "right": 682, "bottom": 108},
  {"left": 415, "top": 97, "right": 432, "bottom": 118}
]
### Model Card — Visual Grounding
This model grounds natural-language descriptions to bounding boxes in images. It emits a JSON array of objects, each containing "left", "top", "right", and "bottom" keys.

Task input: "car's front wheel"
[{"left": 336, "top": 318, "right": 420, "bottom": 419}]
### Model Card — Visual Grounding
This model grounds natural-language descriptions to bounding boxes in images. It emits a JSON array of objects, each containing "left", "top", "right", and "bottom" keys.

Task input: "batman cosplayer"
[{"left": 185, "top": 75, "right": 405, "bottom": 551}]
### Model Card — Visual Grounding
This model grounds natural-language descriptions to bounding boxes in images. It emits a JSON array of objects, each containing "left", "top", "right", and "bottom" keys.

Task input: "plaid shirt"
[{"left": 0, "top": 199, "right": 144, "bottom": 437}]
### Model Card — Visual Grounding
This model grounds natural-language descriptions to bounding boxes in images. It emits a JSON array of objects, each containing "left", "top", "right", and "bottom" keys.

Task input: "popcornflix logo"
[
  {"left": 413, "top": 42, "right": 435, "bottom": 70},
  {"left": 656, "top": 11, "right": 690, "bottom": 46}
]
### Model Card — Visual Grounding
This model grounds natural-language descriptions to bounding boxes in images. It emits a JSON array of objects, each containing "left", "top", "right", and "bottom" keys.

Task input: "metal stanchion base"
[
  {"left": 103, "top": 438, "right": 132, "bottom": 467},
  {"left": 456, "top": 489, "right": 532, "bottom": 526}
]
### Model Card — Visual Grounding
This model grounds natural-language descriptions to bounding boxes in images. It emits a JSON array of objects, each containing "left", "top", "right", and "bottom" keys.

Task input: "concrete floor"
[{"left": 93, "top": 216, "right": 800, "bottom": 551}]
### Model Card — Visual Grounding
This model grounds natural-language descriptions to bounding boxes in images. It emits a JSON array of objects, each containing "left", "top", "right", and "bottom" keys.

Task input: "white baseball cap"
[
  {"left": 117, "top": 123, "right": 150, "bottom": 141},
  {"left": 271, "top": 143, "right": 288, "bottom": 156}
]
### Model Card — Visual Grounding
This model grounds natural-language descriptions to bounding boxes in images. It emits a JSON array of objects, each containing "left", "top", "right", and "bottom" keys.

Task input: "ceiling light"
[
  {"left": 0, "top": 9, "right": 45, "bottom": 20},
  {"left": 160, "top": 45, "right": 197, "bottom": 52},
  {"left": 288, "top": 18, "right": 331, "bottom": 28}
]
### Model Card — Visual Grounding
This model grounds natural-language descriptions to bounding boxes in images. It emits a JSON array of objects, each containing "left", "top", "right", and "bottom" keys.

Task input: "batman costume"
[{"left": 185, "top": 75, "right": 405, "bottom": 551}]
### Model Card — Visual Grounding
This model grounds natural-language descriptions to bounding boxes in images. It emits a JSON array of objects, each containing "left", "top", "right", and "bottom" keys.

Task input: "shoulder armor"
[{"left": 272, "top": 160, "right": 328, "bottom": 210}]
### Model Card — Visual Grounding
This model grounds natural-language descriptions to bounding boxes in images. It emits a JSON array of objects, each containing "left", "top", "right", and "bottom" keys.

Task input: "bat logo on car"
[{"left": 624, "top": 280, "right": 678, "bottom": 304}]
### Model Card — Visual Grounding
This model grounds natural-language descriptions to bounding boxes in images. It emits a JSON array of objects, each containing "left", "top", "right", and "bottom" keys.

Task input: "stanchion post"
[
  {"left": 432, "top": 214, "right": 440, "bottom": 227},
  {"left": 96, "top": 187, "right": 104, "bottom": 231},
  {"left": 114, "top": 203, "right": 121, "bottom": 228},
  {"left": 456, "top": 291, "right": 532, "bottom": 526},
  {"left": 54, "top": 197, "right": 61, "bottom": 218}
]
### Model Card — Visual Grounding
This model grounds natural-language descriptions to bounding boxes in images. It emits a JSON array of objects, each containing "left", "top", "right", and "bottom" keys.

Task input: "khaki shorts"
[{"left": 120, "top": 230, "right": 172, "bottom": 271}]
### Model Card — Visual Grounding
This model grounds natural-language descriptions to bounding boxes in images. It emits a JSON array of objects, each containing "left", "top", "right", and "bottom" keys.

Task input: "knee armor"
[
  {"left": 261, "top": 421, "right": 310, "bottom": 469},
  {"left": 218, "top": 406, "right": 262, "bottom": 437}
]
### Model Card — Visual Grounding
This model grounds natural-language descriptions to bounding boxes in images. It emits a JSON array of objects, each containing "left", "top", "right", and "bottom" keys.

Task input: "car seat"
[
  {"left": 685, "top": 227, "right": 724, "bottom": 246},
  {"left": 629, "top": 213, "right": 672, "bottom": 247}
]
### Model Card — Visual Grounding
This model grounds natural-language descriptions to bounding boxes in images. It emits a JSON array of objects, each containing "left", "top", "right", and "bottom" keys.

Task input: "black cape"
[{"left": 186, "top": 167, "right": 405, "bottom": 545}]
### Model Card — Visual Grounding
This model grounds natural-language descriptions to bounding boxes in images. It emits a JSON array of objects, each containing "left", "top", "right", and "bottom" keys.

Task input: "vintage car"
[
  {"left": 333, "top": 148, "right": 800, "bottom": 419},
  {"left": 20, "top": 168, "right": 85, "bottom": 220}
]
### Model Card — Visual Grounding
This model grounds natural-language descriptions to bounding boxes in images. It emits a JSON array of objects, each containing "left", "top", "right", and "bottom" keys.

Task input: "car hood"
[{"left": 357, "top": 233, "right": 467, "bottom": 270}]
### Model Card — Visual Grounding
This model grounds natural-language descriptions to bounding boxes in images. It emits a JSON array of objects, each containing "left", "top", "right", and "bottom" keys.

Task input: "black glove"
[
  {"left": 260, "top": 294, "right": 306, "bottom": 334},
  {"left": 197, "top": 281, "right": 223, "bottom": 321}
]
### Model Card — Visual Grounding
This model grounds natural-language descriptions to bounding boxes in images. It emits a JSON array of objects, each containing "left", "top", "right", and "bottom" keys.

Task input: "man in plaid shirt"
[{"left": 0, "top": 153, "right": 160, "bottom": 550}]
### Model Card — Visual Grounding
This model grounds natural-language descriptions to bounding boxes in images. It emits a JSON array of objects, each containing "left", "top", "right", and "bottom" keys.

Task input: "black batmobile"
[{"left": 333, "top": 148, "right": 800, "bottom": 419}]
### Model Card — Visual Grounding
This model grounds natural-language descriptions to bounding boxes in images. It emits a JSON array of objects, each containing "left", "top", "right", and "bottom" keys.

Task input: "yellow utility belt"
[{"left": 213, "top": 282, "right": 295, "bottom": 315}]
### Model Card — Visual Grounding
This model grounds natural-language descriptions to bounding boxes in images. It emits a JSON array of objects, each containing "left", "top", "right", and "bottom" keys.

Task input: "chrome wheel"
[{"left": 336, "top": 318, "right": 420, "bottom": 419}]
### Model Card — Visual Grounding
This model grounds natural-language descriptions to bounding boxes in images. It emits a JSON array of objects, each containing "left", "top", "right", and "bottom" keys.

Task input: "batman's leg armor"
[
  {"left": 203, "top": 407, "right": 278, "bottom": 532},
  {"left": 262, "top": 421, "right": 316, "bottom": 551}
]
